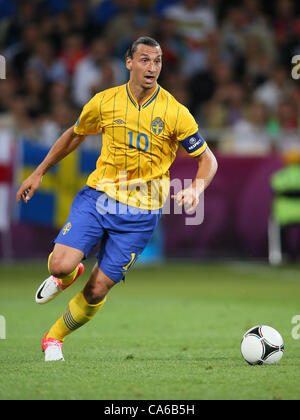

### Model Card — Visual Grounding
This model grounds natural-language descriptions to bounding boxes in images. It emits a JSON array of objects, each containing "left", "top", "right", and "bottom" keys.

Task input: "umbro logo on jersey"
[{"left": 113, "top": 119, "right": 125, "bottom": 124}]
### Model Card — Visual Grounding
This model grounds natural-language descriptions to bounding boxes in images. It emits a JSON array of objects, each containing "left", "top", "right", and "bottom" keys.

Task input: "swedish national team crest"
[
  {"left": 62, "top": 222, "right": 72, "bottom": 236},
  {"left": 152, "top": 117, "right": 164, "bottom": 135}
]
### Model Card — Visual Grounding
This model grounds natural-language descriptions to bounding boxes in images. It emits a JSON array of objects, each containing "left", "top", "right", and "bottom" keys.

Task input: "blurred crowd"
[{"left": 0, "top": 0, "right": 300, "bottom": 155}]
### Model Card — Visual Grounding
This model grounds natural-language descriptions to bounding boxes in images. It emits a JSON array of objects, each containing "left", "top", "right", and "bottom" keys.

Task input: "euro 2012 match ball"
[{"left": 241, "top": 325, "right": 284, "bottom": 365}]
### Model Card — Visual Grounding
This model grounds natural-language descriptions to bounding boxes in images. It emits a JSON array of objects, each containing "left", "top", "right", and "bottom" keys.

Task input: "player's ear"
[{"left": 126, "top": 57, "right": 132, "bottom": 71}]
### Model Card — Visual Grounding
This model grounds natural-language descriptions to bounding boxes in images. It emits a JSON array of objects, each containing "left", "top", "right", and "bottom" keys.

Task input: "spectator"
[
  {"left": 27, "top": 38, "right": 68, "bottom": 84},
  {"left": 190, "top": 59, "right": 234, "bottom": 116},
  {"left": 72, "top": 37, "right": 127, "bottom": 107},
  {"left": 243, "top": 0, "right": 274, "bottom": 43},
  {"left": 103, "top": 0, "right": 148, "bottom": 52},
  {"left": 6, "top": 94, "right": 40, "bottom": 140},
  {"left": 163, "top": 71, "right": 191, "bottom": 107},
  {"left": 243, "top": 0, "right": 267, "bottom": 25},
  {"left": 42, "top": 0, "right": 71, "bottom": 15},
  {"left": 277, "top": 101, "right": 299, "bottom": 130},
  {"left": 253, "top": 65, "right": 291, "bottom": 110},
  {"left": 202, "top": 80, "right": 246, "bottom": 134},
  {"left": 273, "top": 0, "right": 299, "bottom": 62},
  {"left": 0, "top": 72, "right": 17, "bottom": 114},
  {"left": 219, "top": 101, "right": 272, "bottom": 155},
  {"left": 58, "top": 32, "right": 87, "bottom": 76},
  {"left": 289, "top": 85, "right": 300, "bottom": 119},
  {"left": 271, "top": 0, "right": 300, "bottom": 69},
  {"left": 5, "top": 22, "right": 40, "bottom": 78},
  {"left": 38, "top": 102, "right": 77, "bottom": 146},
  {"left": 19, "top": 68, "right": 46, "bottom": 117},
  {"left": 47, "top": 80, "right": 71, "bottom": 109},
  {"left": 154, "top": 16, "right": 188, "bottom": 77},
  {"left": 219, "top": 6, "right": 248, "bottom": 67},
  {"left": 2, "top": 0, "right": 38, "bottom": 47},
  {"left": 163, "top": 0, "right": 217, "bottom": 47},
  {"left": 67, "top": 0, "right": 95, "bottom": 41},
  {"left": 0, "top": 0, "right": 16, "bottom": 23},
  {"left": 49, "top": 12, "right": 72, "bottom": 50},
  {"left": 224, "top": 82, "right": 246, "bottom": 126},
  {"left": 152, "top": 0, "right": 179, "bottom": 17},
  {"left": 267, "top": 101, "right": 300, "bottom": 153},
  {"left": 162, "top": 0, "right": 218, "bottom": 77},
  {"left": 92, "top": 0, "right": 121, "bottom": 26},
  {"left": 243, "top": 32, "right": 275, "bottom": 90}
]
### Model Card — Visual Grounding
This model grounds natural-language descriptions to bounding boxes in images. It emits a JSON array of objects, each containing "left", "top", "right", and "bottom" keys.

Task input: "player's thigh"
[
  {"left": 97, "top": 228, "right": 155, "bottom": 283},
  {"left": 49, "top": 243, "right": 85, "bottom": 277},
  {"left": 83, "top": 263, "right": 116, "bottom": 304},
  {"left": 53, "top": 186, "right": 105, "bottom": 273}
]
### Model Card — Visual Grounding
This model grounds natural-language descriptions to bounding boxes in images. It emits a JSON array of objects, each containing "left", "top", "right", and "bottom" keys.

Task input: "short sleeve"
[
  {"left": 74, "top": 94, "right": 102, "bottom": 135},
  {"left": 175, "top": 104, "right": 207, "bottom": 157}
]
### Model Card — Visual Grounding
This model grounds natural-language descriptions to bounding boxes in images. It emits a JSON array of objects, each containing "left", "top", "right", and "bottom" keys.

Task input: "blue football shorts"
[{"left": 54, "top": 186, "right": 162, "bottom": 282}]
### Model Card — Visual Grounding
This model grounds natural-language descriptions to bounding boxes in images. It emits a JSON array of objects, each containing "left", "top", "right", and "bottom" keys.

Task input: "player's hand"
[
  {"left": 171, "top": 185, "right": 201, "bottom": 214},
  {"left": 16, "top": 172, "right": 43, "bottom": 204}
]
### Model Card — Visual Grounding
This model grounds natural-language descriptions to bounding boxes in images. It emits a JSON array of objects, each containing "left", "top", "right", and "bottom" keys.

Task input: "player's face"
[{"left": 126, "top": 44, "right": 162, "bottom": 90}]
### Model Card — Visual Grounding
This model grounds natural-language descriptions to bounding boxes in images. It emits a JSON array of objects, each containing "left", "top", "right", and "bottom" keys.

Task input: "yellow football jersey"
[{"left": 74, "top": 82, "right": 207, "bottom": 210}]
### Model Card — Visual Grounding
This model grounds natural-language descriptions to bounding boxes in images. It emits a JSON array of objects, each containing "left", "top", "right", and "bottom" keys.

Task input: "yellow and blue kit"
[{"left": 54, "top": 83, "right": 207, "bottom": 281}]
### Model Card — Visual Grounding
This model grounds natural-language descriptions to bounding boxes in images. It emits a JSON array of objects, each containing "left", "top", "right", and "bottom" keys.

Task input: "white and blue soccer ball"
[{"left": 241, "top": 325, "right": 284, "bottom": 365}]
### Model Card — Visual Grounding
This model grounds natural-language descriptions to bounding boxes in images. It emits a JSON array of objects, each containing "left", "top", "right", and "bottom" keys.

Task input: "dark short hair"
[{"left": 126, "top": 36, "right": 161, "bottom": 59}]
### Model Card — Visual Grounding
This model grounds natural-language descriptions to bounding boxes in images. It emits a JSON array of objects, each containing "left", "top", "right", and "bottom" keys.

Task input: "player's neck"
[{"left": 128, "top": 81, "right": 157, "bottom": 107}]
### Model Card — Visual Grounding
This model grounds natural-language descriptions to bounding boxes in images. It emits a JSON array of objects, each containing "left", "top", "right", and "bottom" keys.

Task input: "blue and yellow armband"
[{"left": 180, "top": 132, "right": 207, "bottom": 157}]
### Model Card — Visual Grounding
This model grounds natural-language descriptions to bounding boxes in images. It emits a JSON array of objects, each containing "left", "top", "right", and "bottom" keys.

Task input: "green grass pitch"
[{"left": 0, "top": 260, "right": 300, "bottom": 400}]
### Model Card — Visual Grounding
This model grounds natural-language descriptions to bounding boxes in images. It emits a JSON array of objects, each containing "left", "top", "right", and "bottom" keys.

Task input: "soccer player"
[{"left": 16, "top": 36, "right": 218, "bottom": 362}]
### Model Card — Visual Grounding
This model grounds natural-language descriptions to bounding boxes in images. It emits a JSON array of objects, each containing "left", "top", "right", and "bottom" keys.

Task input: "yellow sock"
[
  {"left": 47, "top": 290, "right": 106, "bottom": 341},
  {"left": 48, "top": 252, "right": 79, "bottom": 287}
]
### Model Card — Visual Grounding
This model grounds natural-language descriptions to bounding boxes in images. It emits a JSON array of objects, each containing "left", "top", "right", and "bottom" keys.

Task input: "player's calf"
[{"left": 83, "top": 264, "right": 116, "bottom": 304}]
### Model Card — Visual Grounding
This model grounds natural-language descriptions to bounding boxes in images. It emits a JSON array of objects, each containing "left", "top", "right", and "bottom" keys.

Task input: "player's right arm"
[
  {"left": 17, "top": 92, "right": 102, "bottom": 204},
  {"left": 16, "top": 126, "right": 86, "bottom": 204}
]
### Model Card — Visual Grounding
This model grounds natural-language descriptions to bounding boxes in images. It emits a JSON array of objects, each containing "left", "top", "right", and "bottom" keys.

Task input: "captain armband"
[{"left": 180, "top": 132, "right": 207, "bottom": 157}]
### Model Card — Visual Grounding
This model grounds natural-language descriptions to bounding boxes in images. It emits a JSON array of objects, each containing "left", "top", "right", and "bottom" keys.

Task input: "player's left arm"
[
  {"left": 171, "top": 104, "right": 218, "bottom": 212},
  {"left": 172, "top": 146, "right": 218, "bottom": 214}
]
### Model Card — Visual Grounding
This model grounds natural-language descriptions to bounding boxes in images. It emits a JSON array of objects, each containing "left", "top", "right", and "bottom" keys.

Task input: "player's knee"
[
  {"left": 49, "top": 256, "right": 77, "bottom": 279},
  {"left": 84, "top": 281, "right": 112, "bottom": 305},
  {"left": 84, "top": 284, "right": 108, "bottom": 304},
  {"left": 83, "top": 265, "right": 116, "bottom": 304}
]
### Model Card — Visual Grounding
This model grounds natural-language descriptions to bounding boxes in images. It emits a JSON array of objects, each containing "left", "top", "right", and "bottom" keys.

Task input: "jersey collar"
[{"left": 126, "top": 83, "right": 160, "bottom": 110}]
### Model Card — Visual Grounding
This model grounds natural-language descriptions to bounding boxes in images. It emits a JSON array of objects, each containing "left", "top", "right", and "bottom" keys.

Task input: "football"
[{"left": 241, "top": 325, "right": 284, "bottom": 365}]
